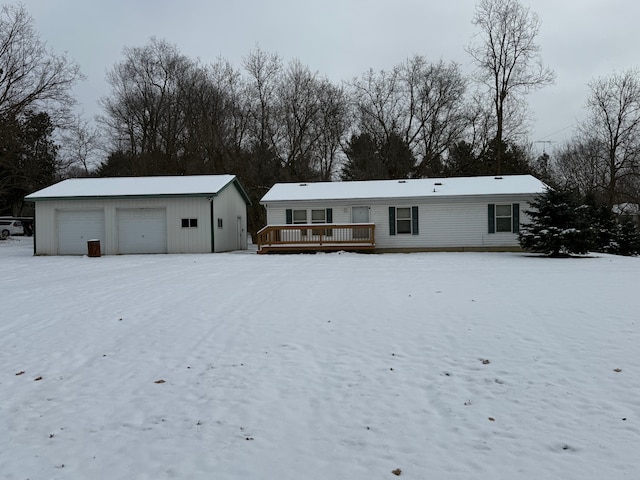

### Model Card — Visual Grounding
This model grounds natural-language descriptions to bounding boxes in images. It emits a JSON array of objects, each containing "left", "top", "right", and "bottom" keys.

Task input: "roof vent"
[{"left": 494, "top": 176, "right": 503, "bottom": 180}]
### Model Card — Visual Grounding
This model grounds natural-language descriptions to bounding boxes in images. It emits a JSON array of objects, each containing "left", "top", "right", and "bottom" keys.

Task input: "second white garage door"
[{"left": 117, "top": 208, "right": 167, "bottom": 254}]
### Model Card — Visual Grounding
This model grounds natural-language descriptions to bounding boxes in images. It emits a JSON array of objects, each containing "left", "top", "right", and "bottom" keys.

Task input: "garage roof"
[
  {"left": 25, "top": 175, "right": 251, "bottom": 204},
  {"left": 260, "top": 175, "right": 547, "bottom": 203}
]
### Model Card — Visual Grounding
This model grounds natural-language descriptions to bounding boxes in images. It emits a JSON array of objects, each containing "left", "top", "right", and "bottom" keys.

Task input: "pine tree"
[
  {"left": 519, "top": 189, "right": 593, "bottom": 256},
  {"left": 609, "top": 221, "right": 640, "bottom": 256}
]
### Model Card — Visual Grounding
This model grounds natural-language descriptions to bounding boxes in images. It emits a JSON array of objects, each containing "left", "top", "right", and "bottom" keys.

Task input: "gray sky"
[{"left": 26, "top": 0, "right": 640, "bottom": 153}]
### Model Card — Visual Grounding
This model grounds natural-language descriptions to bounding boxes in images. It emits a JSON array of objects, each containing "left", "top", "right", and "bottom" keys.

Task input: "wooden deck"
[{"left": 256, "top": 224, "right": 375, "bottom": 254}]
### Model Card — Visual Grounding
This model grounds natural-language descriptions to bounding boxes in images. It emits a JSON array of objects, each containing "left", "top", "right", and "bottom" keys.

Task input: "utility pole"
[{"left": 534, "top": 140, "right": 555, "bottom": 153}]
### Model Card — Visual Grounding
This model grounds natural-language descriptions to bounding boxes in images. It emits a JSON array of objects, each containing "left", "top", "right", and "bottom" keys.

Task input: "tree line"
[{"left": 1, "top": 1, "right": 640, "bottom": 239}]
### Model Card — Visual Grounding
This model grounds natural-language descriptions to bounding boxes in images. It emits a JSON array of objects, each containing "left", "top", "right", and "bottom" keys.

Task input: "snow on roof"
[
  {"left": 260, "top": 175, "right": 547, "bottom": 203},
  {"left": 25, "top": 175, "right": 240, "bottom": 200},
  {"left": 613, "top": 203, "right": 640, "bottom": 215}
]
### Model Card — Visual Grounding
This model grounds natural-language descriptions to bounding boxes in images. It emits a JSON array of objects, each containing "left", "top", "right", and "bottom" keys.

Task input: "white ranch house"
[
  {"left": 257, "top": 175, "right": 547, "bottom": 253},
  {"left": 25, "top": 175, "right": 250, "bottom": 255}
]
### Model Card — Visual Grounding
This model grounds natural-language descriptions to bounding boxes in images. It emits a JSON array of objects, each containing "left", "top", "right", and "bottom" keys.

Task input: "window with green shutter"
[
  {"left": 311, "top": 208, "right": 333, "bottom": 236},
  {"left": 495, "top": 204, "right": 512, "bottom": 232},
  {"left": 489, "top": 203, "right": 519, "bottom": 233},
  {"left": 390, "top": 206, "right": 419, "bottom": 235}
]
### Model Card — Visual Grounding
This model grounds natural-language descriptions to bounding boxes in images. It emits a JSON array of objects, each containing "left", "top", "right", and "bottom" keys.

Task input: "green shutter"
[
  {"left": 285, "top": 209, "right": 292, "bottom": 224},
  {"left": 389, "top": 207, "right": 396, "bottom": 235},
  {"left": 512, "top": 203, "right": 520, "bottom": 233},
  {"left": 488, "top": 204, "right": 495, "bottom": 233},
  {"left": 326, "top": 208, "right": 333, "bottom": 223},
  {"left": 412, "top": 206, "right": 419, "bottom": 235}
]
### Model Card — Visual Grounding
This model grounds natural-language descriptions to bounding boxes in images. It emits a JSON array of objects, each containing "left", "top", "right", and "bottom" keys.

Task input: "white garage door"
[
  {"left": 117, "top": 209, "right": 167, "bottom": 254},
  {"left": 57, "top": 210, "right": 105, "bottom": 255}
]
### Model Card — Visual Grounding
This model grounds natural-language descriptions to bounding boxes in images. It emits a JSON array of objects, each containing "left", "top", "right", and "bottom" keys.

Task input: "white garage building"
[{"left": 25, "top": 175, "right": 251, "bottom": 255}]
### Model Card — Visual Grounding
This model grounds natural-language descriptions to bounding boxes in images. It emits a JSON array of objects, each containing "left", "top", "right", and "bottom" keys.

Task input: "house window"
[
  {"left": 396, "top": 207, "right": 412, "bottom": 234},
  {"left": 285, "top": 208, "right": 333, "bottom": 237},
  {"left": 389, "top": 206, "right": 419, "bottom": 235},
  {"left": 293, "top": 209, "right": 308, "bottom": 236},
  {"left": 495, "top": 205, "right": 513, "bottom": 232},
  {"left": 293, "top": 210, "right": 307, "bottom": 224},
  {"left": 311, "top": 208, "right": 333, "bottom": 236},
  {"left": 181, "top": 218, "right": 198, "bottom": 228},
  {"left": 217, "top": 218, "right": 223, "bottom": 229},
  {"left": 311, "top": 209, "right": 325, "bottom": 224},
  {"left": 488, "top": 203, "right": 519, "bottom": 233}
]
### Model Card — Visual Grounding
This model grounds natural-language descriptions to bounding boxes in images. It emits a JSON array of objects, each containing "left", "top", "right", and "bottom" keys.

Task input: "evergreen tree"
[
  {"left": 0, "top": 111, "right": 58, "bottom": 215},
  {"left": 519, "top": 189, "right": 593, "bottom": 256},
  {"left": 582, "top": 195, "right": 617, "bottom": 252},
  {"left": 609, "top": 222, "right": 640, "bottom": 256},
  {"left": 341, "top": 133, "right": 386, "bottom": 181},
  {"left": 381, "top": 131, "right": 416, "bottom": 179},
  {"left": 341, "top": 131, "right": 415, "bottom": 180}
]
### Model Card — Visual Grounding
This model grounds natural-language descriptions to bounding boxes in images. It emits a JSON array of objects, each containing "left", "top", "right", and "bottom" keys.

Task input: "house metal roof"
[
  {"left": 260, "top": 175, "right": 547, "bottom": 203},
  {"left": 25, "top": 175, "right": 251, "bottom": 204}
]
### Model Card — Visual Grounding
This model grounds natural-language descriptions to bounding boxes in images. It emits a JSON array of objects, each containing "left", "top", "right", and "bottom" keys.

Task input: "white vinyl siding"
[
  {"left": 263, "top": 197, "right": 532, "bottom": 251},
  {"left": 30, "top": 180, "right": 248, "bottom": 255},
  {"left": 210, "top": 181, "right": 248, "bottom": 252},
  {"left": 34, "top": 197, "right": 212, "bottom": 255}
]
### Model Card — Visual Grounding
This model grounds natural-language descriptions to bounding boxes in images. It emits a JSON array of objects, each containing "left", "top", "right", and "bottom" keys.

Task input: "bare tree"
[
  {"left": 210, "top": 58, "right": 250, "bottom": 158},
  {"left": 467, "top": 0, "right": 554, "bottom": 175},
  {"left": 243, "top": 46, "right": 283, "bottom": 152},
  {"left": 243, "top": 49, "right": 349, "bottom": 181},
  {"left": 350, "top": 56, "right": 468, "bottom": 177},
  {"left": 59, "top": 117, "right": 102, "bottom": 175},
  {"left": 553, "top": 139, "right": 605, "bottom": 197},
  {"left": 314, "top": 80, "right": 350, "bottom": 180},
  {"left": 399, "top": 57, "right": 468, "bottom": 176},
  {"left": 277, "top": 60, "right": 350, "bottom": 180},
  {"left": 99, "top": 38, "right": 236, "bottom": 174},
  {"left": 559, "top": 69, "right": 640, "bottom": 207},
  {"left": 0, "top": 4, "right": 83, "bottom": 125},
  {"left": 351, "top": 66, "right": 403, "bottom": 144},
  {"left": 100, "top": 38, "right": 194, "bottom": 161},
  {"left": 584, "top": 69, "right": 640, "bottom": 207}
]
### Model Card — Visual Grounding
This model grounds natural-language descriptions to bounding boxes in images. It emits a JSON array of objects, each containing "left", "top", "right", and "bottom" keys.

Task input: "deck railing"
[{"left": 256, "top": 223, "right": 376, "bottom": 254}]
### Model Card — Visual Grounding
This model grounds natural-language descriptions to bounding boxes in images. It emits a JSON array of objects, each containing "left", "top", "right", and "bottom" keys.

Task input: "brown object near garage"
[{"left": 87, "top": 239, "right": 101, "bottom": 257}]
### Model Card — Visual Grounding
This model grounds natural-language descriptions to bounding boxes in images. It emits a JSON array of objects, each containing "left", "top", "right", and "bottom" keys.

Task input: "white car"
[{"left": 0, "top": 219, "right": 24, "bottom": 237}]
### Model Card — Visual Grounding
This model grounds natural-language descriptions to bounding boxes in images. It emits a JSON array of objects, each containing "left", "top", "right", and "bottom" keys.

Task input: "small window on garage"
[
  {"left": 217, "top": 218, "right": 223, "bottom": 229},
  {"left": 181, "top": 218, "right": 198, "bottom": 228}
]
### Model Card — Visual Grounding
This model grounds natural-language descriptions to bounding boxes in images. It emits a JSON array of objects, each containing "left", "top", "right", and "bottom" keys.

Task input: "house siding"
[
  {"left": 262, "top": 196, "right": 533, "bottom": 251},
  {"left": 211, "top": 183, "right": 248, "bottom": 252},
  {"left": 34, "top": 197, "right": 214, "bottom": 255}
]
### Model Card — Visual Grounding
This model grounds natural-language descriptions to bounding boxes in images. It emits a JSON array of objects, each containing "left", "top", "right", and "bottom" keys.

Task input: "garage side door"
[
  {"left": 57, "top": 210, "right": 105, "bottom": 255},
  {"left": 118, "top": 208, "right": 167, "bottom": 254}
]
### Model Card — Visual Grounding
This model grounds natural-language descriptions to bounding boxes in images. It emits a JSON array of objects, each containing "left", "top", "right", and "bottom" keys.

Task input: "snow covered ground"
[{"left": 1, "top": 236, "right": 639, "bottom": 480}]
